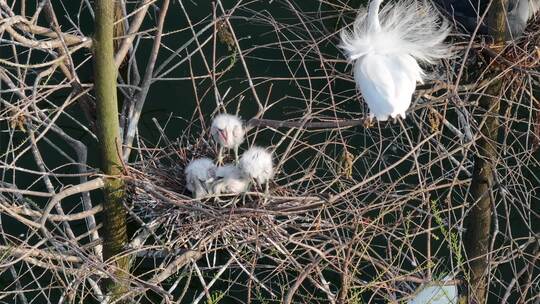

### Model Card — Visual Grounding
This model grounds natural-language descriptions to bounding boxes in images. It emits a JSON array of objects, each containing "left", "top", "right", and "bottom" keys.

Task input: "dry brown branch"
[{"left": 0, "top": 1, "right": 538, "bottom": 303}]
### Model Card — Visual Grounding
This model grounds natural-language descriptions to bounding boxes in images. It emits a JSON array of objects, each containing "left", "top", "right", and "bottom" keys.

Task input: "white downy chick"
[
  {"left": 212, "top": 164, "right": 249, "bottom": 195},
  {"left": 184, "top": 158, "right": 216, "bottom": 199},
  {"left": 210, "top": 113, "right": 245, "bottom": 162},
  {"left": 239, "top": 146, "right": 274, "bottom": 185}
]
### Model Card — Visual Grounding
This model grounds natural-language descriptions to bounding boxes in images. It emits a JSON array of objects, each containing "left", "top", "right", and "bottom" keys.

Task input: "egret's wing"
[
  {"left": 389, "top": 55, "right": 421, "bottom": 118},
  {"left": 396, "top": 54, "right": 423, "bottom": 83},
  {"left": 355, "top": 54, "right": 396, "bottom": 120}
]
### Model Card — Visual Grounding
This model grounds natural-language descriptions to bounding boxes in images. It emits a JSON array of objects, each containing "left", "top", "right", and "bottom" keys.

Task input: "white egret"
[
  {"left": 184, "top": 158, "right": 216, "bottom": 199},
  {"left": 435, "top": 0, "right": 539, "bottom": 39},
  {"left": 408, "top": 276, "right": 458, "bottom": 304},
  {"left": 340, "top": 0, "right": 451, "bottom": 121},
  {"left": 212, "top": 164, "right": 249, "bottom": 195},
  {"left": 210, "top": 113, "right": 245, "bottom": 163},
  {"left": 239, "top": 146, "right": 274, "bottom": 193}
]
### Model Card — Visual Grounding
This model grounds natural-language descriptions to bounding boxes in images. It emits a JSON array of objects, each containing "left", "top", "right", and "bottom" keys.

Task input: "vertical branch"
[
  {"left": 93, "top": 0, "right": 129, "bottom": 297},
  {"left": 113, "top": 0, "right": 125, "bottom": 55},
  {"left": 122, "top": 0, "right": 170, "bottom": 160},
  {"left": 465, "top": 0, "right": 507, "bottom": 302},
  {"left": 487, "top": 0, "right": 508, "bottom": 43}
]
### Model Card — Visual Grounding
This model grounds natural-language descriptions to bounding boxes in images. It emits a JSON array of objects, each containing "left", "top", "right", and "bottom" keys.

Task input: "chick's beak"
[{"left": 218, "top": 129, "right": 228, "bottom": 143}]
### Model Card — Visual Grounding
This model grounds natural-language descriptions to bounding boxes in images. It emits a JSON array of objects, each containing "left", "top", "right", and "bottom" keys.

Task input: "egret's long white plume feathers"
[
  {"left": 340, "top": 0, "right": 451, "bottom": 63},
  {"left": 339, "top": 0, "right": 451, "bottom": 121}
]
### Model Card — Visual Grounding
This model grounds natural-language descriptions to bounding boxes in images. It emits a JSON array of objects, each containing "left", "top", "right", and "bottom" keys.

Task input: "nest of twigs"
[
  {"left": 125, "top": 131, "right": 313, "bottom": 247},
  {"left": 502, "top": 14, "right": 540, "bottom": 68},
  {"left": 122, "top": 120, "right": 458, "bottom": 302}
]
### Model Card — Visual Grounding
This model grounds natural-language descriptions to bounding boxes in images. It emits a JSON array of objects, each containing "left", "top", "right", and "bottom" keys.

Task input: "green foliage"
[
  {"left": 206, "top": 290, "right": 225, "bottom": 304},
  {"left": 430, "top": 200, "right": 462, "bottom": 266},
  {"left": 0, "top": 246, "right": 12, "bottom": 262},
  {"left": 348, "top": 288, "right": 365, "bottom": 304}
]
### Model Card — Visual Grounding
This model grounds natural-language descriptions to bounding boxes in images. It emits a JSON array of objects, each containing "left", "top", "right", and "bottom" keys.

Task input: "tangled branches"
[{"left": 0, "top": 0, "right": 538, "bottom": 303}]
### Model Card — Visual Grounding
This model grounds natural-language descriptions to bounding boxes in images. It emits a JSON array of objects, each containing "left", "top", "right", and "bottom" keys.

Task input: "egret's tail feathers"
[{"left": 340, "top": 0, "right": 451, "bottom": 63}]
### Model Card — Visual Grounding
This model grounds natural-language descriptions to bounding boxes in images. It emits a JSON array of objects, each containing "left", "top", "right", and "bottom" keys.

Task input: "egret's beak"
[
  {"left": 218, "top": 129, "right": 228, "bottom": 143},
  {"left": 195, "top": 179, "right": 207, "bottom": 197}
]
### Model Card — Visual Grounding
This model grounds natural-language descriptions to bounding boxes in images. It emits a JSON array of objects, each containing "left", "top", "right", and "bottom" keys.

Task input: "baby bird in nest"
[
  {"left": 184, "top": 158, "right": 216, "bottom": 199},
  {"left": 210, "top": 113, "right": 245, "bottom": 164},
  {"left": 212, "top": 164, "right": 249, "bottom": 195},
  {"left": 239, "top": 146, "right": 274, "bottom": 194}
]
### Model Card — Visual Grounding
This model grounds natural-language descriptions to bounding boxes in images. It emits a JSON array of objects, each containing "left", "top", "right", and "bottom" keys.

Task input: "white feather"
[
  {"left": 210, "top": 114, "right": 245, "bottom": 149},
  {"left": 184, "top": 158, "right": 216, "bottom": 198},
  {"left": 355, "top": 54, "right": 420, "bottom": 120},
  {"left": 530, "top": 0, "right": 540, "bottom": 17},
  {"left": 340, "top": 0, "right": 450, "bottom": 120},
  {"left": 239, "top": 146, "right": 274, "bottom": 185},
  {"left": 507, "top": 0, "right": 540, "bottom": 36},
  {"left": 212, "top": 165, "right": 249, "bottom": 194}
]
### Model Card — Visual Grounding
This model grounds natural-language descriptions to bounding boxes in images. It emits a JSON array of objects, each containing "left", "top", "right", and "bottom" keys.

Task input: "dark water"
[{"left": 1, "top": 1, "right": 538, "bottom": 303}]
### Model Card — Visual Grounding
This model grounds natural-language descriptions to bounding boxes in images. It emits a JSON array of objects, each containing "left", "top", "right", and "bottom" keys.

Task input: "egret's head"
[
  {"left": 184, "top": 158, "right": 217, "bottom": 198},
  {"left": 211, "top": 113, "right": 245, "bottom": 149},
  {"left": 239, "top": 146, "right": 274, "bottom": 185}
]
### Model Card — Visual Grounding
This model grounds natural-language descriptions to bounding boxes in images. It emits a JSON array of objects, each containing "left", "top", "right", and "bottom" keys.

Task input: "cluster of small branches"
[{"left": 0, "top": 0, "right": 538, "bottom": 303}]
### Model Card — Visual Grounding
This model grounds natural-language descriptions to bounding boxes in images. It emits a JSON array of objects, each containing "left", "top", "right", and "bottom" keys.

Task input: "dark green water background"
[{"left": 0, "top": 0, "right": 538, "bottom": 303}]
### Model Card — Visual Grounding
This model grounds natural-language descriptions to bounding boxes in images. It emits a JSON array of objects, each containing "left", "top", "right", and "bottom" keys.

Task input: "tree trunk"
[
  {"left": 465, "top": 0, "right": 507, "bottom": 302},
  {"left": 93, "top": 0, "right": 129, "bottom": 299}
]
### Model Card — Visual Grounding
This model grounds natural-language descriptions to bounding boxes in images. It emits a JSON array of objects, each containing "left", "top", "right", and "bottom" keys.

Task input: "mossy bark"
[
  {"left": 464, "top": 83, "right": 501, "bottom": 303},
  {"left": 93, "top": 0, "right": 129, "bottom": 299},
  {"left": 113, "top": 1, "right": 125, "bottom": 55},
  {"left": 465, "top": 1, "right": 507, "bottom": 302}
]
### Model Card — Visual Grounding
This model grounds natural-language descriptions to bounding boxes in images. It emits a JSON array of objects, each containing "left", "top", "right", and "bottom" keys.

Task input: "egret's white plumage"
[
  {"left": 508, "top": 0, "right": 540, "bottom": 37},
  {"left": 184, "top": 158, "right": 216, "bottom": 198},
  {"left": 239, "top": 146, "right": 274, "bottom": 185},
  {"left": 340, "top": 0, "right": 450, "bottom": 121},
  {"left": 210, "top": 114, "right": 245, "bottom": 162},
  {"left": 434, "top": 0, "right": 539, "bottom": 39},
  {"left": 212, "top": 164, "right": 249, "bottom": 195},
  {"left": 408, "top": 276, "right": 458, "bottom": 304},
  {"left": 529, "top": 0, "right": 540, "bottom": 18}
]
